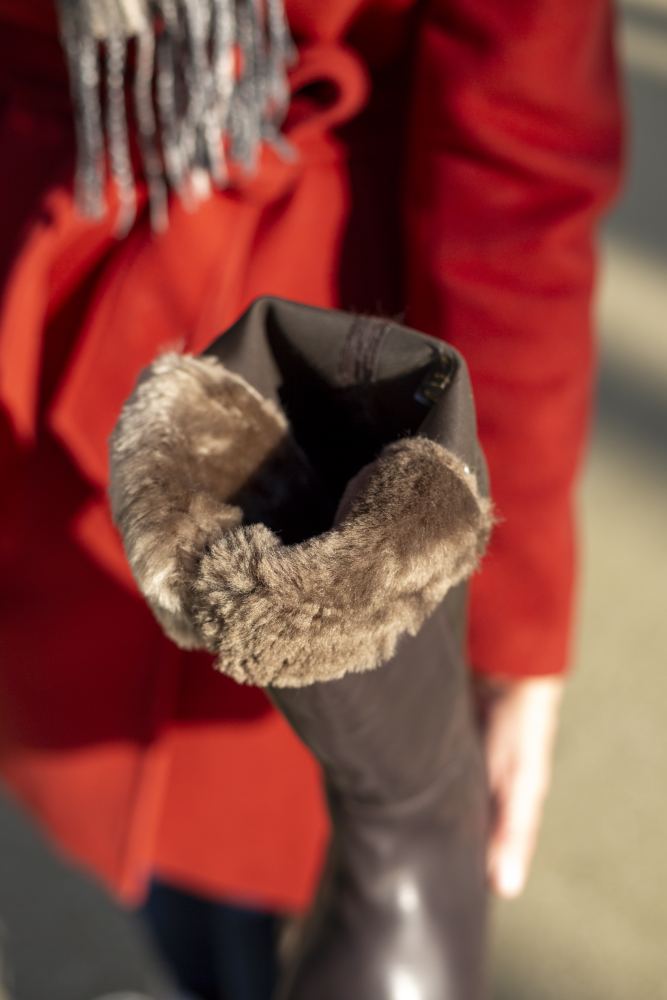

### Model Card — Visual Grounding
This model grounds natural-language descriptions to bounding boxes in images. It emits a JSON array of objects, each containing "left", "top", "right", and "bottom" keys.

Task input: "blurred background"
[{"left": 490, "top": 0, "right": 667, "bottom": 996}]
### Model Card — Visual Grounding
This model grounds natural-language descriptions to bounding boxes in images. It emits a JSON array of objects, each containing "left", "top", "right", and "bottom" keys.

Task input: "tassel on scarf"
[{"left": 55, "top": 0, "right": 296, "bottom": 235}]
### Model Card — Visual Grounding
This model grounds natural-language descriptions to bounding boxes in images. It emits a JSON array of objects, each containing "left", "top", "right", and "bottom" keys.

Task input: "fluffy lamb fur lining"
[{"left": 109, "top": 352, "right": 493, "bottom": 687}]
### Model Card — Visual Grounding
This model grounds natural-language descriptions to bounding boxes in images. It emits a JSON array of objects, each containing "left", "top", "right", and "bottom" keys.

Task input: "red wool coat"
[{"left": 0, "top": 0, "right": 622, "bottom": 910}]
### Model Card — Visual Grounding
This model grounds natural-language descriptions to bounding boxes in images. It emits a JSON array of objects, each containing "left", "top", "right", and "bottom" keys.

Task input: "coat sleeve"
[{"left": 403, "top": 0, "right": 624, "bottom": 678}]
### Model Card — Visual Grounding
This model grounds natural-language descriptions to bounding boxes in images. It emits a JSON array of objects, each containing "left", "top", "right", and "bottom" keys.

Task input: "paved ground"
[{"left": 489, "top": 2, "right": 667, "bottom": 997}]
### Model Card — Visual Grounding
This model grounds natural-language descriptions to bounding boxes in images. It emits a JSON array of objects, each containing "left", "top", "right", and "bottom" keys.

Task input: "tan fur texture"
[{"left": 109, "top": 353, "right": 493, "bottom": 687}]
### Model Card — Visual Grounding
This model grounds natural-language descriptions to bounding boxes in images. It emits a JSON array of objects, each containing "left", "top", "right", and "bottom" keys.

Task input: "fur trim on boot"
[{"left": 109, "top": 352, "right": 493, "bottom": 687}]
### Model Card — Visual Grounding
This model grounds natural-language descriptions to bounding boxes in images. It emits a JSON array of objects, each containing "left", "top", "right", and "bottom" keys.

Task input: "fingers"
[
  {"left": 474, "top": 676, "right": 564, "bottom": 900},
  {"left": 487, "top": 761, "right": 549, "bottom": 898}
]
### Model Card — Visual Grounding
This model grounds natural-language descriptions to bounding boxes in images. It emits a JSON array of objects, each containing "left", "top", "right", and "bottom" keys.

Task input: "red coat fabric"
[{"left": 0, "top": 0, "right": 622, "bottom": 910}]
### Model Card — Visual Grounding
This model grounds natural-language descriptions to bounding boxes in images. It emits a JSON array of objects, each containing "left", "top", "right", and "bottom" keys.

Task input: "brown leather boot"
[
  {"left": 271, "top": 601, "right": 489, "bottom": 1000},
  {"left": 110, "top": 297, "right": 494, "bottom": 1000}
]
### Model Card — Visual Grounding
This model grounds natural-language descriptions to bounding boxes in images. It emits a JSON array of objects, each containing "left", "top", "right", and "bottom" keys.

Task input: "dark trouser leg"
[{"left": 142, "top": 880, "right": 280, "bottom": 1000}]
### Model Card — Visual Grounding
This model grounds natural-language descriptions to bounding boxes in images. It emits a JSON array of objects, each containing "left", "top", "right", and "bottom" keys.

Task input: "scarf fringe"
[{"left": 56, "top": 0, "right": 296, "bottom": 234}]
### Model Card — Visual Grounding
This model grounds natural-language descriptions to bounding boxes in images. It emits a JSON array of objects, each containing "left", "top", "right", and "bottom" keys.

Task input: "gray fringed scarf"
[{"left": 56, "top": 0, "right": 296, "bottom": 234}]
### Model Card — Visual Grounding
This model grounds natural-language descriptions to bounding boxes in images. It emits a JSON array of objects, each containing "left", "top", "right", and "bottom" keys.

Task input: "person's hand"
[{"left": 472, "top": 674, "right": 564, "bottom": 899}]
